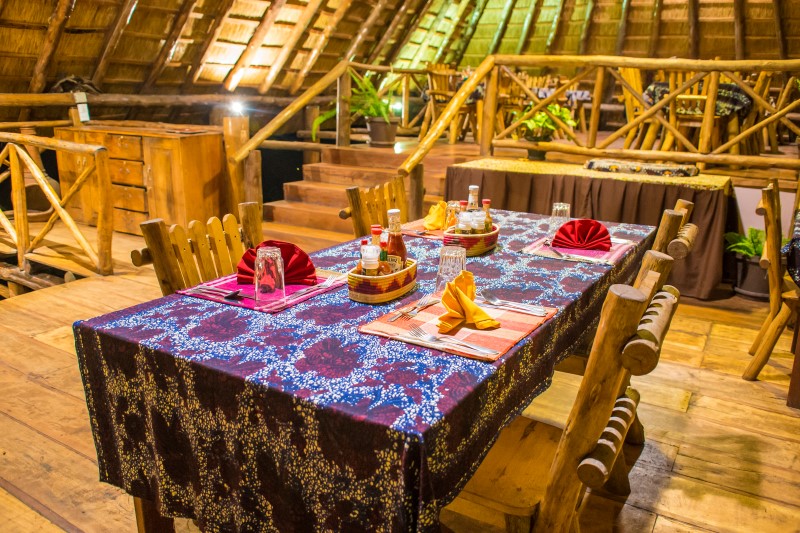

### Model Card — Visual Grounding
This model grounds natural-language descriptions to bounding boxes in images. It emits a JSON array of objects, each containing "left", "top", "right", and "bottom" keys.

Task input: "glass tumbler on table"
[
  {"left": 549, "top": 202, "right": 571, "bottom": 242},
  {"left": 254, "top": 247, "right": 285, "bottom": 306},
  {"left": 435, "top": 246, "right": 467, "bottom": 292}
]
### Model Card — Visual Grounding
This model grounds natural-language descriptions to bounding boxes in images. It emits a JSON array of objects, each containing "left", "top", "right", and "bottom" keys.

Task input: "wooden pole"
[
  {"left": 578, "top": 0, "right": 597, "bottom": 55},
  {"left": 290, "top": 0, "right": 353, "bottom": 94},
  {"left": 614, "top": 0, "right": 632, "bottom": 56},
  {"left": 385, "top": 0, "right": 437, "bottom": 66},
  {"left": 491, "top": 54, "right": 800, "bottom": 71},
  {"left": 19, "top": 0, "right": 75, "bottom": 121},
  {"left": 721, "top": 71, "right": 800, "bottom": 138},
  {"left": 687, "top": 0, "right": 699, "bottom": 59},
  {"left": 697, "top": 71, "right": 720, "bottom": 159},
  {"left": 140, "top": 0, "right": 198, "bottom": 92},
  {"left": 543, "top": 0, "right": 565, "bottom": 55},
  {"left": 516, "top": 0, "right": 544, "bottom": 55},
  {"left": 408, "top": 0, "right": 450, "bottom": 69},
  {"left": 223, "top": 116, "right": 250, "bottom": 215},
  {"left": 733, "top": 0, "right": 746, "bottom": 60},
  {"left": 9, "top": 146, "right": 28, "bottom": 270},
  {"left": 647, "top": 0, "right": 663, "bottom": 58},
  {"left": 450, "top": 0, "right": 490, "bottom": 66},
  {"left": 259, "top": 0, "right": 326, "bottom": 93},
  {"left": 407, "top": 164, "right": 424, "bottom": 220},
  {"left": 773, "top": 0, "right": 788, "bottom": 60},
  {"left": 432, "top": 0, "right": 473, "bottom": 64},
  {"left": 186, "top": 0, "right": 236, "bottom": 85},
  {"left": 367, "top": 0, "right": 423, "bottom": 64},
  {"left": 336, "top": 69, "right": 352, "bottom": 147},
  {"left": 93, "top": 149, "right": 113, "bottom": 275},
  {"left": 303, "top": 105, "right": 321, "bottom": 163},
  {"left": 487, "top": 0, "right": 517, "bottom": 55},
  {"left": 480, "top": 66, "right": 499, "bottom": 156},
  {"left": 92, "top": 0, "right": 138, "bottom": 87},
  {"left": 224, "top": 0, "right": 288, "bottom": 92},
  {"left": 588, "top": 67, "right": 605, "bottom": 147}
]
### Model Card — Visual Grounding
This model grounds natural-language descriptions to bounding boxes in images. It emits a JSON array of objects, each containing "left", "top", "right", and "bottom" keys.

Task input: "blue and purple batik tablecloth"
[{"left": 74, "top": 211, "right": 654, "bottom": 532}]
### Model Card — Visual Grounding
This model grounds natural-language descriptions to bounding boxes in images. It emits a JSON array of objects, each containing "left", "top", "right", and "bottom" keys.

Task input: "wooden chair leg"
[
  {"left": 641, "top": 122, "right": 660, "bottom": 150},
  {"left": 623, "top": 127, "right": 638, "bottom": 149},
  {"left": 603, "top": 453, "right": 632, "bottom": 496},
  {"left": 625, "top": 412, "right": 646, "bottom": 445},
  {"left": 750, "top": 310, "right": 778, "bottom": 355},
  {"left": 744, "top": 303, "right": 793, "bottom": 380},
  {"left": 134, "top": 497, "right": 175, "bottom": 533}
]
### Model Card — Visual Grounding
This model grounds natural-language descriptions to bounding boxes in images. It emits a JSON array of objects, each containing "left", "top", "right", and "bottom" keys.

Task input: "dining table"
[{"left": 74, "top": 210, "right": 655, "bottom": 532}]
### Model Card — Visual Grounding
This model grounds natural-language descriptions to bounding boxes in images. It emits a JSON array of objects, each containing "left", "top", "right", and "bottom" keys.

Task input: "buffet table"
[
  {"left": 74, "top": 210, "right": 653, "bottom": 532},
  {"left": 446, "top": 159, "right": 734, "bottom": 299}
]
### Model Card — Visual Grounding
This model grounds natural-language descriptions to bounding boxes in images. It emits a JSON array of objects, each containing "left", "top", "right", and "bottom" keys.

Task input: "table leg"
[{"left": 134, "top": 497, "right": 175, "bottom": 533}]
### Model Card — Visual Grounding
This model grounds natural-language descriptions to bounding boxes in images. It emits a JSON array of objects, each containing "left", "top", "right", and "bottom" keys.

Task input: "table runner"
[{"left": 75, "top": 210, "right": 653, "bottom": 532}]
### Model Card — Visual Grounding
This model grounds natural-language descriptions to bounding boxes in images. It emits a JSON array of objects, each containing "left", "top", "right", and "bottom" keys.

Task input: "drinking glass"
[
  {"left": 254, "top": 247, "right": 285, "bottom": 305},
  {"left": 435, "top": 246, "right": 467, "bottom": 292},
  {"left": 549, "top": 202, "right": 571, "bottom": 241}
]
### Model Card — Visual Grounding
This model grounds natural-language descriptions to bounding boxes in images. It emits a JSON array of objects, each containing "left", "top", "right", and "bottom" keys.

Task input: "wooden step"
[
  {"left": 261, "top": 221, "right": 351, "bottom": 253},
  {"left": 283, "top": 180, "right": 348, "bottom": 207},
  {"left": 322, "top": 147, "right": 407, "bottom": 168},
  {"left": 264, "top": 200, "right": 355, "bottom": 234},
  {"left": 303, "top": 163, "right": 397, "bottom": 186}
]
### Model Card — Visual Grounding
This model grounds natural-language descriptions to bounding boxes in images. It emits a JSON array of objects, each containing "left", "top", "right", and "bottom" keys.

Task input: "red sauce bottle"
[{"left": 386, "top": 208, "right": 407, "bottom": 272}]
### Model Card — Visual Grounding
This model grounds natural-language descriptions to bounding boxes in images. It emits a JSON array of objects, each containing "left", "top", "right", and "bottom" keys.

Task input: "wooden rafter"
[
  {"left": 432, "top": 0, "right": 473, "bottom": 64},
  {"left": 515, "top": 0, "right": 543, "bottom": 55},
  {"left": 259, "top": 0, "right": 326, "bottom": 94},
  {"left": 20, "top": 0, "right": 75, "bottom": 121},
  {"left": 367, "top": 0, "right": 422, "bottom": 64},
  {"left": 290, "top": 0, "right": 354, "bottom": 94},
  {"left": 733, "top": 0, "right": 745, "bottom": 60},
  {"left": 687, "top": 0, "right": 699, "bottom": 59},
  {"left": 614, "top": 0, "right": 632, "bottom": 56},
  {"left": 92, "top": 0, "right": 138, "bottom": 88},
  {"left": 450, "top": 0, "right": 489, "bottom": 66},
  {"left": 224, "top": 0, "right": 288, "bottom": 92},
  {"left": 578, "top": 0, "right": 596, "bottom": 55},
  {"left": 385, "top": 0, "right": 437, "bottom": 66},
  {"left": 187, "top": 0, "right": 236, "bottom": 85},
  {"left": 344, "top": 0, "right": 391, "bottom": 63},
  {"left": 408, "top": 1, "right": 451, "bottom": 69},
  {"left": 543, "top": 0, "right": 565, "bottom": 55},
  {"left": 773, "top": 0, "right": 787, "bottom": 60},
  {"left": 647, "top": 0, "right": 663, "bottom": 58},
  {"left": 140, "top": 0, "right": 198, "bottom": 92},
  {"left": 487, "top": 0, "right": 517, "bottom": 56}
]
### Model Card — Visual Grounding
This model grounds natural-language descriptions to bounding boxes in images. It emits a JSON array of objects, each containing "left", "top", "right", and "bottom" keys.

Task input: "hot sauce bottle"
[
  {"left": 378, "top": 239, "right": 392, "bottom": 275},
  {"left": 386, "top": 208, "right": 407, "bottom": 272},
  {"left": 482, "top": 198, "right": 493, "bottom": 233},
  {"left": 467, "top": 185, "right": 480, "bottom": 211}
]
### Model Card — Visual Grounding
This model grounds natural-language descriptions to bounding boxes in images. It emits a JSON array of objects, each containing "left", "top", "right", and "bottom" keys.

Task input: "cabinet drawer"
[
  {"left": 85, "top": 132, "right": 143, "bottom": 160},
  {"left": 112, "top": 184, "right": 148, "bottom": 212},
  {"left": 113, "top": 208, "right": 148, "bottom": 236},
  {"left": 108, "top": 159, "right": 144, "bottom": 186}
]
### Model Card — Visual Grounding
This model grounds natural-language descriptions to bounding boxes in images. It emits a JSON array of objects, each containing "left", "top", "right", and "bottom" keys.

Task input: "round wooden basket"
[
  {"left": 348, "top": 258, "right": 417, "bottom": 304},
  {"left": 442, "top": 224, "right": 501, "bottom": 256}
]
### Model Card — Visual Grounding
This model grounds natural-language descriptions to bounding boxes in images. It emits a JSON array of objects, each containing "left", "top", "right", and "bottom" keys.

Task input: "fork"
[
  {"left": 397, "top": 293, "right": 436, "bottom": 321},
  {"left": 407, "top": 325, "right": 498, "bottom": 355}
]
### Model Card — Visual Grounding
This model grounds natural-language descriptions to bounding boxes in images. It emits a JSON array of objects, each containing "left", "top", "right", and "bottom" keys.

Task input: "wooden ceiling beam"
[
  {"left": 773, "top": 0, "right": 787, "bottom": 60},
  {"left": 687, "top": 0, "right": 699, "bottom": 59},
  {"left": 408, "top": 1, "right": 451, "bottom": 68},
  {"left": 613, "top": 0, "right": 632, "bottom": 56},
  {"left": 258, "top": 0, "right": 325, "bottom": 93},
  {"left": 343, "top": 0, "right": 392, "bottom": 62},
  {"left": 449, "top": 0, "right": 489, "bottom": 66},
  {"left": 647, "top": 0, "right": 663, "bottom": 58},
  {"left": 290, "top": 0, "right": 354, "bottom": 94},
  {"left": 186, "top": 0, "right": 235, "bottom": 84},
  {"left": 543, "top": 0, "right": 565, "bottom": 55},
  {"left": 385, "top": 0, "right": 437, "bottom": 66},
  {"left": 224, "top": 0, "right": 288, "bottom": 92},
  {"left": 516, "top": 0, "right": 543, "bottom": 55},
  {"left": 733, "top": 0, "right": 745, "bottom": 60},
  {"left": 432, "top": 0, "right": 473, "bottom": 64},
  {"left": 140, "top": 0, "right": 198, "bottom": 92},
  {"left": 487, "top": 0, "right": 517, "bottom": 56},
  {"left": 20, "top": 0, "right": 75, "bottom": 121},
  {"left": 578, "top": 0, "right": 596, "bottom": 55},
  {"left": 92, "top": 0, "right": 138, "bottom": 88},
  {"left": 367, "top": 0, "right": 422, "bottom": 64}
]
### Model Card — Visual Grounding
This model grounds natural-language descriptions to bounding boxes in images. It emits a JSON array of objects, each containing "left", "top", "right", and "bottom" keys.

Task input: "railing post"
[
  {"left": 401, "top": 74, "right": 410, "bottom": 128},
  {"left": 697, "top": 70, "right": 720, "bottom": 170},
  {"left": 93, "top": 149, "right": 113, "bottom": 275},
  {"left": 407, "top": 164, "right": 424, "bottom": 220},
  {"left": 480, "top": 66, "right": 500, "bottom": 156},
  {"left": 9, "top": 145, "right": 29, "bottom": 272},
  {"left": 588, "top": 67, "right": 605, "bottom": 148},
  {"left": 337, "top": 68, "right": 351, "bottom": 147},
  {"left": 304, "top": 105, "right": 321, "bottom": 164}
]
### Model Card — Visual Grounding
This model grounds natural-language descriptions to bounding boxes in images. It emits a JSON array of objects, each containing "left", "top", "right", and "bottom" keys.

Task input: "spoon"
[{"left": 479, "top": 290, "right": 548, "bottom": 316}]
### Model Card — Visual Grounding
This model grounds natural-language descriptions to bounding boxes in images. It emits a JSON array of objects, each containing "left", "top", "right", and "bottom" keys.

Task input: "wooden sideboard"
[{"left": 55, "top": 124, "right": 226, "bottom": 235}]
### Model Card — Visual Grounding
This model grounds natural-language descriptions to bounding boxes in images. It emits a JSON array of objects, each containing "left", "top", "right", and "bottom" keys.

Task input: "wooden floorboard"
[{"left": 0, "top": 222, "right": 799, "bottom": 531}]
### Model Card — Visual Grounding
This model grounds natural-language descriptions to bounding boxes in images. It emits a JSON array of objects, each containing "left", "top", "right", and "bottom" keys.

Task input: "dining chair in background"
[
  {"left": 441, "top": 275, "right": 680, "bottom": 532},
  {"left": 419, "top": 63, "right": 479, "bottom": 144},
  {"left": 131, "top": 202, "right": 263, "bottom": 296},
  {"left": 618, "top": 67, "right": 662, "bottom": 150},
  {"left": 338, "top": 176, "right": 408, "bottom": 237}
]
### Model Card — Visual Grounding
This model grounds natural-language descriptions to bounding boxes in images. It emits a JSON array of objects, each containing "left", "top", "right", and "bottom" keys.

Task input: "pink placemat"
[
  {"left": 177, "top": 270, "right": 347, "bottom": 313},
  {"left": 520, "top": 236, "right": 633, "bottom": 265},
  {"left": 401, "top": 219, "right": 445, "bottom": 240}
]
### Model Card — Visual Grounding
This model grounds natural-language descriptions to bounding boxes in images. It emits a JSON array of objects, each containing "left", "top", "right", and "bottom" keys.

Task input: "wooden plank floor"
[{"left": 1, "top": 233, "right": 799, "bottom": 532}]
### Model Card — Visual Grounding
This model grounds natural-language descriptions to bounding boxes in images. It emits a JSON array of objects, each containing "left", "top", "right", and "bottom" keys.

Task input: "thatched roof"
[{"left": 2, "top": 0, "right": 799, "bottom": 99}]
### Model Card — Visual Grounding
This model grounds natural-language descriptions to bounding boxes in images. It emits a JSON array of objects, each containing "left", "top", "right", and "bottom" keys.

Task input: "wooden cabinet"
[{"left": 55, "top": 124, "right": 226, "bottom": 236}]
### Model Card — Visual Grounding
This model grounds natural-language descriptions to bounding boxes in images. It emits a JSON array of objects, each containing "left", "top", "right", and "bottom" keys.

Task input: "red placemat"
[{"left": 520, "top": 236, "right": 633, "bottom": 265}]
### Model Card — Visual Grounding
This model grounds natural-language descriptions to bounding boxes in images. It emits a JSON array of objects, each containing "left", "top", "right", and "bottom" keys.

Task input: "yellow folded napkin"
[
  {"left": 437, "top": 271, "right": 501, "bottom": 333},
  {"left": 423, "top": 200, "right": 447, "bottom": 230}
]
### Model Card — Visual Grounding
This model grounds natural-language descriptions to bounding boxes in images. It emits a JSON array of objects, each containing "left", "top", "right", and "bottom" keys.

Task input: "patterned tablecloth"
[
  {"left": 74, "top": 211, "right": 654, "bottom": 532},
  {"left": 643, "top": 82, "right": 753, "bottom": 118}
]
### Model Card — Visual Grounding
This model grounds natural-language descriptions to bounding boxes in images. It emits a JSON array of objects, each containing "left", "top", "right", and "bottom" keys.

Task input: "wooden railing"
[
  {"left": 0, "top": 132, "right": 112, "bottom": 275},
  {"left": 398, "top": 55, "right": 800, "bottom": 176}
]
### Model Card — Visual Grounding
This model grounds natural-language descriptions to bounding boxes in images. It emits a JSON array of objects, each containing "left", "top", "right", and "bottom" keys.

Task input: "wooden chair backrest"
[
  {"left": 758, "top": 181, "right": 784, "bottom": 315},
  {"left": 534, "top": 279, "right": 680, "bottom": 531},
  {"left": 426, "top": 64, "right": 457, "bottom": 103},
  {"left": 618, "top": 67, "right": 646, "bottom": 120},
  {"left": 652, "top": 199, "right": 698, "bottom": 259},
  {"left": 340, "top": 176, "right": 409, "bottom": 237},
  {"left": 132, "top": 202, "right": 263, "bottom": 296}
]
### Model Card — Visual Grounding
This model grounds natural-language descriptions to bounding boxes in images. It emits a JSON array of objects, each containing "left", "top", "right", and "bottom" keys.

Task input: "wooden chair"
[
  {"left": 419, "top": 63, "right": 478, "bottom": 144},
  {"left": 443, "top": 274, "right": 680, "bottom": 532},
  {"left": 338, "top": 176, "right": 408, "bottom": 237},
  {"left": 737, "top": 71, "right": 774, "bottom": 155},
  {"left": 744, "top": 182, "right": 800, "bottom": 389},
  {"left": 131, "top": 202, "right": 263, "bottom": 296},
  {"left": 618, "top": 67, "right": 661, "bottom": 150},
  {"left": 651, "top": 199, "right": 698, "bottom": 260}
]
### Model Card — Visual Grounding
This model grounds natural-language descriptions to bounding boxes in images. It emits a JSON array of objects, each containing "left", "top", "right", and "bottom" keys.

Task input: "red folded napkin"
[
  {"left": 552, "top": 219, "right": 612, "bottom": 251},
  {"left": 237, "top": 240, "right": 318, "bottom": 285}
]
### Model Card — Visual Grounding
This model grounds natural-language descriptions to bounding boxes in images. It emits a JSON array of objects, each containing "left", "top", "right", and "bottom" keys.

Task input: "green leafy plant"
[
  {"left": 724, "top": 228, "right": 765, "bottom": 258},
  {"left": 311, "top": 71, "right": 392, "bottom": 140},
  {"left": 518, "top": 103, "right": 577, "bottom": 141}
]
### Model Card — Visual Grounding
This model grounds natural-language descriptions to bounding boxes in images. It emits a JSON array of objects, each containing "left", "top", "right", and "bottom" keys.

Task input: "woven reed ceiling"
[{"left": 4, "top": 0, "right": 799, "bottom": 98}]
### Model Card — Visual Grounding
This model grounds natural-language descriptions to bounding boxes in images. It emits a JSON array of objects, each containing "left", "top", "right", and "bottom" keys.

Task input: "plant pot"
[
  {"left": 366, "top": 117, "right": 400, "bottom": 148},
  {"left": 732, "top": 254, "right": 769, "bottom": 300}
]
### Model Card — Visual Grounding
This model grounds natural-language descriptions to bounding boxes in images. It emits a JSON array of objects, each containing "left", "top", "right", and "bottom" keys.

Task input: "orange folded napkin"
[
  {"left": 437, "top": 271, "right": 500, "bottom": 333},
  {"left": 423, "top": 201, "right": 447, "bottom": 230},
  {"left": 552, "top": 219, "right": 612, "bottom": 251},
  {"left": 237, "top": 240, "right": 318, "bottom": 285}
]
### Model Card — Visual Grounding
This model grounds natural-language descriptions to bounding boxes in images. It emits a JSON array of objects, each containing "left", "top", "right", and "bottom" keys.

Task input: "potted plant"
[
  {"left": 518, "top": 103, "right": 577, "bottom": 160},
  {"left": 725, "top": 228, "right": 769, "bottom": 299},
  {"left": 312, "top": 71, "right": 399, "bottom": 148}
]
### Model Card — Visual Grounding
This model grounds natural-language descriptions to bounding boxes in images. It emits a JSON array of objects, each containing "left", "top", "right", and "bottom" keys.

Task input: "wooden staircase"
[{"left": 263, "top": 146, "right": 465, "bottom": 249}]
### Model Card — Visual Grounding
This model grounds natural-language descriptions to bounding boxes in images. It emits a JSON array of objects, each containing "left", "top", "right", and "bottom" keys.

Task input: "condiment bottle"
[
  {"left": 357, "top": 238, "right": 368, "bottom": 274},
  {"left": 455, "top": 212, "right": 472, "bottom": 234},
  {"left": 467, "top": 185, "right": 480, "bottom": 211},
  {"left": 386, "top": 208, "right": 407, "bottom": 272},
  {"left": 378, "top": 239, "right": 392, "bottom": 275},
  {"left": 482, "top": 199, "right": 493, "bottom": 233},
  {"left": 370, "top": 224, "right": 382, "bottom": 246},
  {"left": 361, "top": 244, "right": 380, "bottom": 276},
  {"left": 459, "top": 200, "right": 468, "bottom": 213},
  {"left": 470, "top": 212, "right": 484, "bottom": 234}
]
